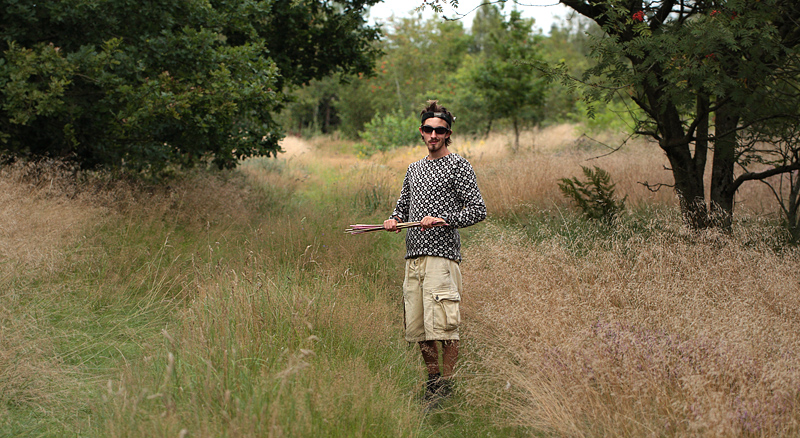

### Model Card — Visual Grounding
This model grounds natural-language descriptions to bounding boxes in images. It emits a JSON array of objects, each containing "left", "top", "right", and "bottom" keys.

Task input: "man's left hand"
[{"left": 420, "top": 216, "right": 448, "bottom": 230}]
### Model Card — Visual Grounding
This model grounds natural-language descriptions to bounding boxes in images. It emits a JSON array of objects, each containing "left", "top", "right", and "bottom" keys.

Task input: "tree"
[
  {"left": 553, "top": 0, "right": 800, "bottom": 229},
  {"left": 741, "top": 105, "right": 800, "bottom": 241},
  {"left": 280, "top": 75, "right": 343, "bottom": 136},
  {"left": 465, "top": 7, "right": 548, "bottom": 150},
  {"left": 333, "top": 14, "right": 471, "bottom": 138},
  {"left": 0, "top": 0, "right": 381, "bottom": 174},
  {"left": 540, "top": 14, "right": 604, "bottom": 123},
  {"left": 470, "top": 1, "right": 505, "bottom": 54}
]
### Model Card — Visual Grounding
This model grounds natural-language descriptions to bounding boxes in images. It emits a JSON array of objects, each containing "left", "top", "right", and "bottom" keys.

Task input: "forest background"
[{"left": 281, "top": 5, "right": 612, "bottom": 154}]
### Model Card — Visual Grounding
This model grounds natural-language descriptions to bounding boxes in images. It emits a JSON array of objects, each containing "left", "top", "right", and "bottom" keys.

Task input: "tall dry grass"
[
  {"left": 455, "top": 124, "right": 784, "bottom": 220},
  {"left": 460, "top": 218, "right": 800, "bottom": 437},
  {"left": 83, "top": 153, "right": 429, "bottom": 436},
  {"left": 0, "top": 159, "right": 291, "bottom": 432},
  {"left": 1, "top": 160, "right": 105, "bottom": 427},
  {"left": 446, "top": 126, "right": 798, "bottom": 436},
  {"left": 95, "top": 259, "right": 421, "bottom": 437},
  {"left": 0, "top": 151, "right": 432, "bottom": 436}
]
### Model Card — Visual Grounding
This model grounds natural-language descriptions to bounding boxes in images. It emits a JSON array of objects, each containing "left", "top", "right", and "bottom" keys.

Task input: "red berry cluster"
[
  {"left": 632, "top": 10, "right": 645, "bottom": 22},
  {"left": 711, "top": 9, "right": 738, "bottom": 19}
]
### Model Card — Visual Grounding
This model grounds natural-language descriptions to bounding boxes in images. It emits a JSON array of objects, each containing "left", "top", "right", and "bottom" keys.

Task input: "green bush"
[
  {"left": 558, "top": 165, "right": 627, "bottom": 225},
  {"left": 357, "top": 112, "right": 420, "bottom": 156}
]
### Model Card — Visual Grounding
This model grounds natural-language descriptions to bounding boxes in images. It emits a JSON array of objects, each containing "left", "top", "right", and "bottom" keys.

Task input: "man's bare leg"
[
  {"left": 420, "top": 340, "right": 458, "bottom": 401},
  {"left": 420, "top": 341, "right": 441, "bottom": 402},
  {"left": 419, "top": 340, "right": 440, "bottom": 375},
  {"left": 441, "top": 340, "right": 458, "bottom": 378}
]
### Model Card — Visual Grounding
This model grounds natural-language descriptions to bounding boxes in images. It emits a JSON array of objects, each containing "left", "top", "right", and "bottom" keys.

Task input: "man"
[{"left": 384, "top": 100, "right": 486, "bottom": 404}]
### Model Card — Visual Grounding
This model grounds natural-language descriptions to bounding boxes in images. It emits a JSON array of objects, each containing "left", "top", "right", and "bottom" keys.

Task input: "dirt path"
[{"left": 278, "top": 136, "right": 312, "bottom": 159}]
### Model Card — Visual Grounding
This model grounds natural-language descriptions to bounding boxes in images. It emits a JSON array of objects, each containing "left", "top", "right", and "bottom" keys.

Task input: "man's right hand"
[{"left": 384, "top": 218, "right": 400, "bottom": 233}]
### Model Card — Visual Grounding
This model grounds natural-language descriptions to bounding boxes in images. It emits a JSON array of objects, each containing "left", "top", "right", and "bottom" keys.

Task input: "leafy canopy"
[
  {"left": 463, "top": 7, "right": 547, "bottom": 148},
  {"left": 0, "top": 0, "right": 381, "bottom": 174}
]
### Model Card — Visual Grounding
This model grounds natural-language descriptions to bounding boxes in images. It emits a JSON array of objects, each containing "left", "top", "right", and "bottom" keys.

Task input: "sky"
[{"left": 365, "top": 0, "right": 574, "bottom": 34}]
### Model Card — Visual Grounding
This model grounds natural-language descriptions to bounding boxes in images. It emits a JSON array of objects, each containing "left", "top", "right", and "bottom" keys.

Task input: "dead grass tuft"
[{"left": 0, "top": 161, "right": 102, "bottom": 272}]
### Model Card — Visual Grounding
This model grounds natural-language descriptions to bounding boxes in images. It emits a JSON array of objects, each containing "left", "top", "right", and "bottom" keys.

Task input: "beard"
[{"left": 426, "top": 138, "right": 444, "bottom": 154}]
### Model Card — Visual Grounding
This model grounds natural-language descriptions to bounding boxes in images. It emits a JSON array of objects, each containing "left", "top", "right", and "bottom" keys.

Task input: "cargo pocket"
[{"left": 433, "top": 290, "right": 461, "bottom": 331}]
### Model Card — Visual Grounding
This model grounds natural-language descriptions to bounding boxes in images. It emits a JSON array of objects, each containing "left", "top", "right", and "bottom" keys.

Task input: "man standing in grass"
[{"left": 384, "top": 100, "right": 486, "bottom": 404}]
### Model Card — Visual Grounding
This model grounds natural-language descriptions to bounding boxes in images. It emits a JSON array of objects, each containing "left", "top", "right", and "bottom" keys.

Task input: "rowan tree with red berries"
[{"left": 556, "top": 0, "right": 800, "bottom": 232}]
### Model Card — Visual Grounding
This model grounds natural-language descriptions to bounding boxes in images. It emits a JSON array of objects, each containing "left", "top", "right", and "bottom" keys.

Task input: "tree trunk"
[
  {"left": 664, "top": 137, "right": 709, "bottom": 229},
  {"left": 651, "top": 90, "right": 709, "bottom": 228},
  {"left": 483, "top": 117, "right": 493, "bottom": 139},
  {"left": 709, "top": 102, "right": 740, "bottom": 229},
  {"left": 687, "top": 94, "right": 711, "bottom": 228},
  {"left": 695, "top": 95, "right": 710, "bottom": 185},
  {"left": 323, "top": 99, "right": 331, "bottom": 134},
  {"left": 789, "top": 171, "right": 800, "bottom": 242}
]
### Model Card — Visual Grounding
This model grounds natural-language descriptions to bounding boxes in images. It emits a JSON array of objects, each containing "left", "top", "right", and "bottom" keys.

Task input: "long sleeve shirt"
[{"left": 390, "top": 153, "right": 486, "bottom": 262}]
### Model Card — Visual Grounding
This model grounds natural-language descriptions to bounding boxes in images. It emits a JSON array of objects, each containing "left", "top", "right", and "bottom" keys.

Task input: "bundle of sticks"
[{"left": 345, "top": 221, "right": 421, "bottom": 235}]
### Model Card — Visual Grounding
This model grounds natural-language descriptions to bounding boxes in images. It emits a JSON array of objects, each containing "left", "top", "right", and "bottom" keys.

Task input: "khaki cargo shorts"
[{"left": 403, "top": 255, "right": 462, "bottom": 342}]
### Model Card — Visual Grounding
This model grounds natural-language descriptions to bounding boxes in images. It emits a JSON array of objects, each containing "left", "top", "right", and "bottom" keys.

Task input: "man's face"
[{"left": 419, "top": 117, "right": 451, "bottom": 156}]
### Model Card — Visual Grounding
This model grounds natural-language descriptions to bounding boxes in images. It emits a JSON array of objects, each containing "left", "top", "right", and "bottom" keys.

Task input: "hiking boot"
[
  {"left": 424, "top": 373, "right": 441, "bottom": 402},
  {"left": 436, "top": 378, "right": 453, "bottom": 399}
]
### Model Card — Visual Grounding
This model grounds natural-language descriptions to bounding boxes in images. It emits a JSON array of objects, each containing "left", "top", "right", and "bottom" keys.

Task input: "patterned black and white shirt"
[{"left": 390, "top": 153, "right": 486, "bottom": 262}]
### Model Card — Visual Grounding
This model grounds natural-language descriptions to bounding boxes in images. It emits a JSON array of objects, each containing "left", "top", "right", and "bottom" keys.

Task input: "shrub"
[
  {"left": 357, "top": 112, "right": 419, "bottom": 156},
  {"left": 558, "top": 165, "right": 627, "bottom": 224}
]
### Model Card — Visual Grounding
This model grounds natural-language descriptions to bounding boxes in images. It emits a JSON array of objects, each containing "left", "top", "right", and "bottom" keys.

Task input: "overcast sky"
[{"left": 366, "top": 0, "right": 574, "bottom": 34}]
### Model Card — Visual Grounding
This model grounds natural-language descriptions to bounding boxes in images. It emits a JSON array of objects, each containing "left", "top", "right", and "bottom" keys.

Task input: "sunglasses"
[{"left": 421, "top": 125, "right": 450, "bottom": 135}]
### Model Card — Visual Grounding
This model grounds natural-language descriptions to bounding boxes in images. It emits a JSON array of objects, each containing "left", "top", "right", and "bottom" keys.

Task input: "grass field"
[{"left": 2, "top": 125, "right": 799, "bottom": 437}]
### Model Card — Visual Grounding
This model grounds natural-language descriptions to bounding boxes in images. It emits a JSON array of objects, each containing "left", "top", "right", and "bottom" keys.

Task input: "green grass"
[{"left": 1, "top": 157, "right": 527, "bottom": 438}]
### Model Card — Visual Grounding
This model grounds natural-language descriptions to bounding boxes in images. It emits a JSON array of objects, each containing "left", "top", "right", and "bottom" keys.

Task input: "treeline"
[
  {"left": 280, "top": 6, "right": 624, "bottom": 152},
  {"left": 0, "top": 0, "right": 623, "bottom": 172}
]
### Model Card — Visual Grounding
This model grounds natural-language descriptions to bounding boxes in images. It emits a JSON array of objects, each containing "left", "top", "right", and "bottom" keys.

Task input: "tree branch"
[
  {"left": 731, "top": 161, "right": 800, "bottom": 193},
  {"left": 560, "top": 0, "right": 607, "bottom": 25},
  {"left": 639, "top": 180, "right": 674, "bottom": 192}
]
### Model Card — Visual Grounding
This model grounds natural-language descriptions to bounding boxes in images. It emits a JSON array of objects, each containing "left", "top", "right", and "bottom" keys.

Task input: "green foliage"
[
  {"left": 558, "top": 166, "right": 627, "bottom": 224},
  {"left": 448, "top": 54, "right": 490, "bottom": 136},
  {"left": 278, "top": 75, "right": 342, "bottom": 137},
  {"left": 569, "top": 98, "right": 643, "bottom": 135},
  {"left": 356, "top": 111, "right": 420, "bottom": 155},
  {"left": 285, "top": 15, "right": 472, "bottom": 139},
  {"left": 455, "top": 7, "right": 548, "bottom": 148},
  {"left": 559, "top": 0, "right": 800, "bottom": 228},
  {"left": 281, "top": 9, "right": 605, "bottom": 142},
  {"left": 539, "top": 15, "right": 602, "bottom": 123},
  {"left": 0, "top": 0, "right": 381, "bottom": 174}
]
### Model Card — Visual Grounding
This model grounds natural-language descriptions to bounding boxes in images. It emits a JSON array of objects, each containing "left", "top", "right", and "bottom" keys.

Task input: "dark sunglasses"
[{"left": 421, "top": 125, "right": 450, "bottom": 135}]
